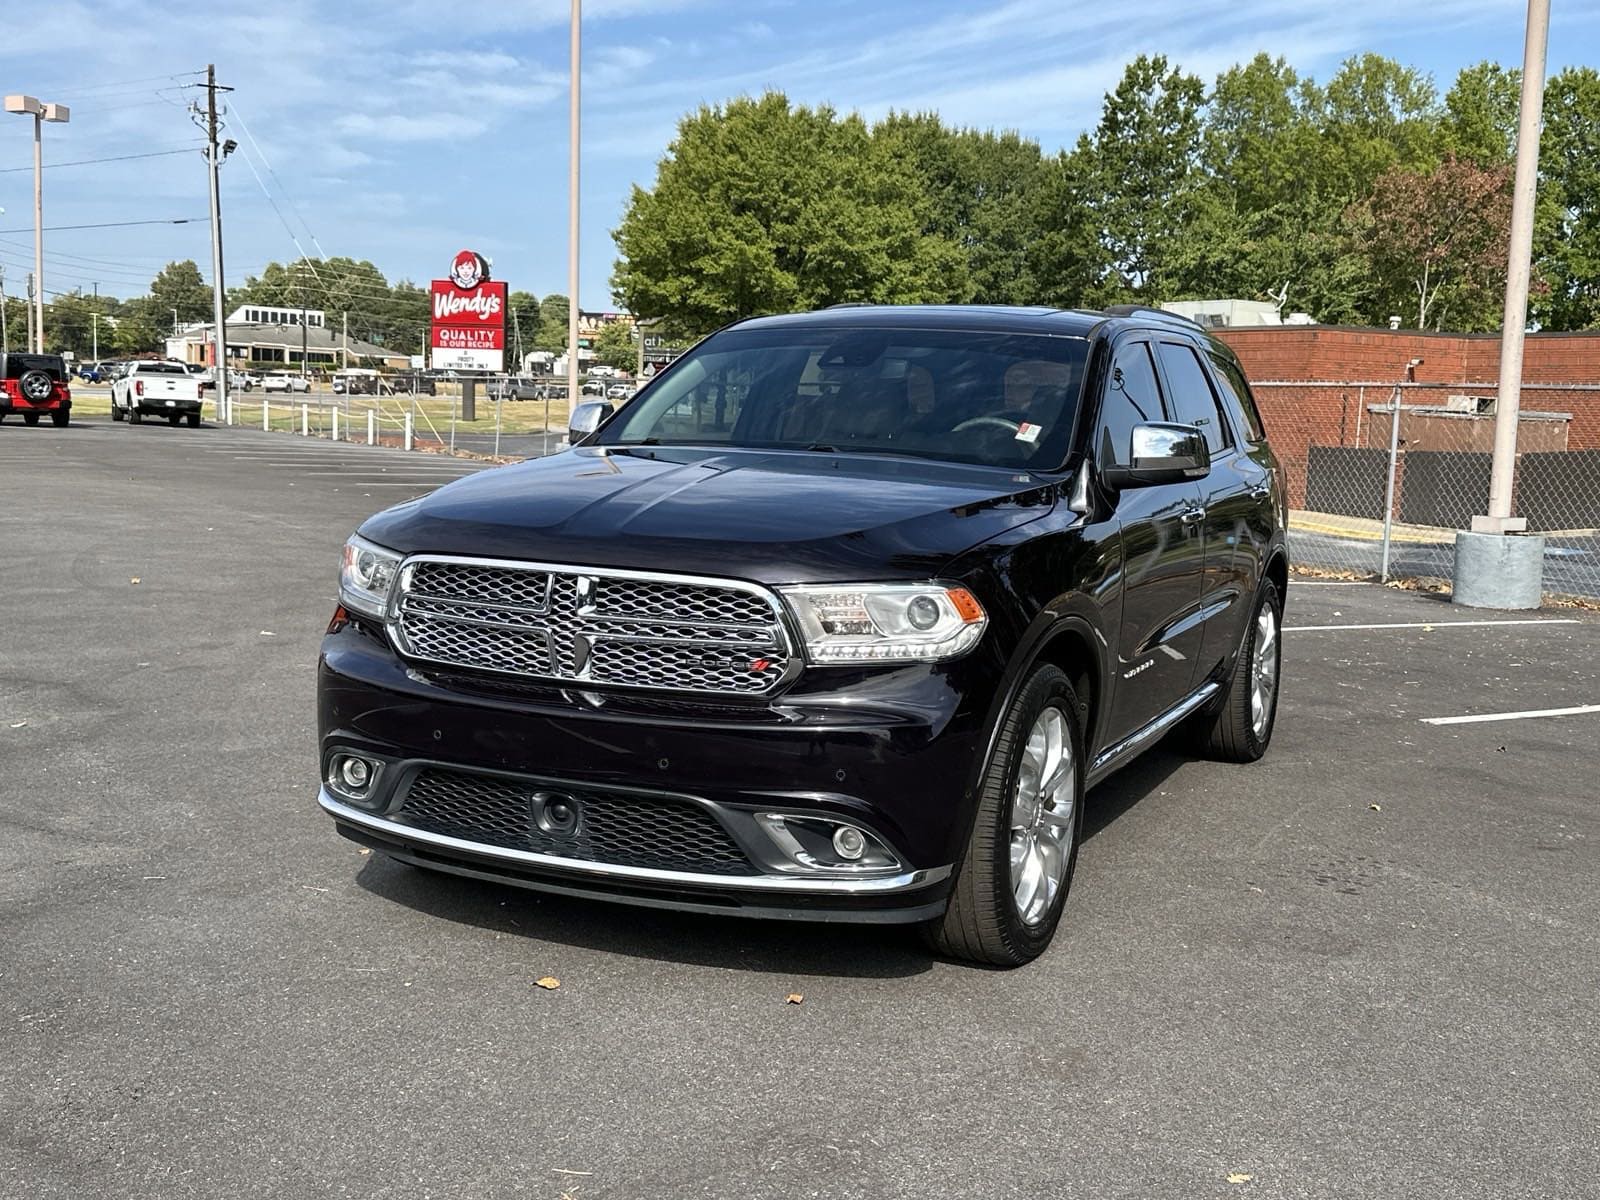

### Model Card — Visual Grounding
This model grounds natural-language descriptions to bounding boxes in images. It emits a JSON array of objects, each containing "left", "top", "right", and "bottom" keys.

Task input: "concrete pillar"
[{"left": 1453, "top": 531, "right": 1545, "bottom": 610}]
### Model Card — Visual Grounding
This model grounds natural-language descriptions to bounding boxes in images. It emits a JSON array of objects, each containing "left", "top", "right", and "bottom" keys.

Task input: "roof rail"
[
  {"left": 1102, "top": 304, "right": 1202, "bottom": 328},
  {"left": 825, "top": 301, "right": 875, "bottom": 309}
]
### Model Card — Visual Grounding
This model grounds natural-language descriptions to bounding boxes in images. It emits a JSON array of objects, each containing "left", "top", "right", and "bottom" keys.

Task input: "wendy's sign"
[{"left": 430, "top": 249, "right": 506, "bottom": 372}]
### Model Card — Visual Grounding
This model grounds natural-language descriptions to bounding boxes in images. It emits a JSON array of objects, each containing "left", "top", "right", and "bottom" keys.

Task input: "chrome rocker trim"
[
  {"left": 1086, "top": 681, "right": 1221, "bottom": 787},
  {"left": 320, "top": 789, "right": 951, "bottom": 896}
]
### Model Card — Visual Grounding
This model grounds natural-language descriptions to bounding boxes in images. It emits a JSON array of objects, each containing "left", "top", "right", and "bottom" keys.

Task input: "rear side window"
[
  {"left": 1207, "top": 352, "right": 1267, "bottom": 443},
  {"left": 137, "top": 363, "right": 189, "bottom": 375},
  {"left": 1155, "top": 341, "right": 1232, "bottom": 456},
  {"left": 1098, "top": 341, "right": 1165, "bottom": 468}
]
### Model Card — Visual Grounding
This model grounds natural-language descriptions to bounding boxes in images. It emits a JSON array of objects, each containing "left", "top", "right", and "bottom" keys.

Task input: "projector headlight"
[
  {"left": 780, "top": 583, "right": 987, "bottom": 664},
  {"left": 339, "top": 534, "right": 402, "bottom": 619}
]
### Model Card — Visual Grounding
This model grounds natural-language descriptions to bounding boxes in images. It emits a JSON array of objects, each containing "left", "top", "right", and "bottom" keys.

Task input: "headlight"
[
  {"left": 339, "top": 535, "right": 402, "bottom": 619},
  {"left": 780, "top": 583, "right": 987, "bottom": 664}
]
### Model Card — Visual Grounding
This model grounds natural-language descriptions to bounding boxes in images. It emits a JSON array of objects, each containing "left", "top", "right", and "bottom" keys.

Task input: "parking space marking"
[
  {"left": 1291, "top": 581, "right": 1371, "bottom": 587},
  {"left": 1286, "top": 618, "right": 1580, "bottom": 632},
  {"left": 1421, "top": 703, "right": 1600, "bottom": 726}
]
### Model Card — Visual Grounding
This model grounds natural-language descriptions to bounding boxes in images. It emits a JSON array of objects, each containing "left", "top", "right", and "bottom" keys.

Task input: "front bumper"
[{"left": 318, "top": 620, "right": 998, "bottom": 923}]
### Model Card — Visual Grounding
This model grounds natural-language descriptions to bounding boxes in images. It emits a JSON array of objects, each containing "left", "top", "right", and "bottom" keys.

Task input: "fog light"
[
  {"left": 340, "top": 758, "right": 371, "bottom": 790},
  {"left": 832, "top": 824, "right": 867, "bottom": 861}
]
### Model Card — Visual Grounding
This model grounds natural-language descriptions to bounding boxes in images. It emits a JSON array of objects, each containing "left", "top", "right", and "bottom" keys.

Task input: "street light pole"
[
  {"left": 5, "top": 95, "right": 70, "bottom": 352},
  {"left": 567, "top": 0, "right": 581, "bottom": 412},
  {"left": 204, "top": 63, "right": 233, "bottom": 424}
]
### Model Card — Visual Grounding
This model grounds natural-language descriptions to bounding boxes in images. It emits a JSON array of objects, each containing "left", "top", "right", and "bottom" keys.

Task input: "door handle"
[
  {"left": 1248, "top": 483, "right": 1271, "bottom": 500},
  {"left": 1180, "top": 506, "right": 1205, "bottom": 526}
]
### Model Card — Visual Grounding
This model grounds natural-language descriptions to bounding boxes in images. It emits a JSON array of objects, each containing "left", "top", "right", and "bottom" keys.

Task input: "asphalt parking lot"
[{"left": 3, "top": 416, "right": 1598, "bottom": 1199}]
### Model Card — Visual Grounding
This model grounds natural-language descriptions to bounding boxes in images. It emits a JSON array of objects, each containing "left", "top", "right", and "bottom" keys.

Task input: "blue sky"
[{"left": 1, "top": 0, "right": 1596, "bottom": 318}]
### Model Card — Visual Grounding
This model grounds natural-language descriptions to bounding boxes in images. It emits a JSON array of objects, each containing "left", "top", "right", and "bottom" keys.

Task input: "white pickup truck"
[{"left": 111, "top": 361, "right": 205, "bottom": 428}]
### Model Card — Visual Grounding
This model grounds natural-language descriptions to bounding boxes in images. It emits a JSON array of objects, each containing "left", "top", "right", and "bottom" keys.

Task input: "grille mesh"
[
  {"left": 394, "top": 560, "right": 789, "bottom": 695},
  {"left": 396, "top": 768, "right": 755, "bottom": 875}
]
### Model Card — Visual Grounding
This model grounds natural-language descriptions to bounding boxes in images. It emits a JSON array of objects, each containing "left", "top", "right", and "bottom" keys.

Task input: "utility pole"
[
  {"left": 299, "top": 263, "right": 309, "bottom": 381},
  {"left": 5, "top": 94, "right": 69, "bottom": 351},
  {"left": 203, "top": 64, "right": 233, "bottom": 421},
  {"left": 91, "top": 281, "right": 98, "bottom": 364},
  {"left": 567, "top": 0, "right": 581, "bottom": 410},
  {"left": 26, "top": 272, "right": 35, "bottom": 351},
  {"left": 0, "top": 266, "right": 8, "bottom": 356},
  {"left": 1455, "top": 0, "right": 1550, "bottom": 610},
  {"left": 342, "top": 311, "right": 348, "bottom": 370}
]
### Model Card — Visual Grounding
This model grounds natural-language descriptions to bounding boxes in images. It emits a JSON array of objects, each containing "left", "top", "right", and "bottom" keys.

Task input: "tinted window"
[
  {"left": 1098, "top": 341, "right": 1165, "bottom": 468},
  {"left": 1155, "top": 341, "right": 1232, "bottom": 456},
  {"left": 136, "top": 363, "right": 189, "bottom": 375},
  {"left": 1207, "top": 351, "right": 1267, "bottom": 442},
  {"left": 604, "top": 326, "right": 1090, "bottom": 469}
]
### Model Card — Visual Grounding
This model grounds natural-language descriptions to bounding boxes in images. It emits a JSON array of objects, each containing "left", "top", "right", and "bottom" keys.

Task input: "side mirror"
[
  {"left": 567, "top": 401, "right": 612, "bottom": 446},
  {"left": 1101, "top": 422, "right": 1211, "bottom": 490}
]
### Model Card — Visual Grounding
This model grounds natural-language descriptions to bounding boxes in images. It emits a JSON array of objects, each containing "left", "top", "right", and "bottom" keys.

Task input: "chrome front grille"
[{"left": 390, "top": 558, "right": 792, "bottom": 695}]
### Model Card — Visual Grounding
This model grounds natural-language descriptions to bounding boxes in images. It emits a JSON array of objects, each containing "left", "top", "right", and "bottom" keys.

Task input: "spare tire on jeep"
[{"left": 19, "top": 369, "right": 54, "bottom": 403}]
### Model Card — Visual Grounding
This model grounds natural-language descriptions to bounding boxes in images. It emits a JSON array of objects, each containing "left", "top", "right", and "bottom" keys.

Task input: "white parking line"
[
  {"left": 1286, "top": 619, "right": 1580, "bottom": 632},
  {"left": 1421, "top": 704, "right": 1600, "bottom": 726},
  {"left": 1292, "top": 581, "right": 1371, "bottom": 587}
]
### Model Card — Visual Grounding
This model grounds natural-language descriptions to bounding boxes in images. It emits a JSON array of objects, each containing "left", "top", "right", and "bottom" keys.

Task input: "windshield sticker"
[{"left": 1014, "top": 422, "right": 1042, "bottom": 444}]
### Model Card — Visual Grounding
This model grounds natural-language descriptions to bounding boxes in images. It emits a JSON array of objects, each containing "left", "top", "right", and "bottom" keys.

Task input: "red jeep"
[{"left": 0, "top": 353, "right": 73, "bottom": 427}]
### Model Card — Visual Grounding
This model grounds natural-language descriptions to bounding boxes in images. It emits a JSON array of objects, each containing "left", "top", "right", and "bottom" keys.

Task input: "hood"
[{"left": 360, "top": 445, "right": 1058, "bottom": 584}]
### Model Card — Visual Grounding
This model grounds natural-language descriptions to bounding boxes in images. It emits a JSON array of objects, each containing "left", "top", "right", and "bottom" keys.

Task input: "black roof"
[{"left": 731, "top": 304, "right": 1201, "bottom": 339}]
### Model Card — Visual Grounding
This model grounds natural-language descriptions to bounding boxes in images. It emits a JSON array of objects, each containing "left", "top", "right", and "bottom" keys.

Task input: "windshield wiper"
[{"left": 803, "top": 443, "right": 838, "bottom": 453}]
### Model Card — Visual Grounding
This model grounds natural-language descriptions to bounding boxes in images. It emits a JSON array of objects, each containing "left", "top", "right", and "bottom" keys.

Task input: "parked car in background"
[
  {"left": 317, "top": 304, "right": 1288, "bottom": 967},
  {"left": 390, "top": 374, "right": 437, "bottom": 396},
  {"left": 606, "top": 383, "right": 633, "bottom": 401},
  {"left": 0, "top": 352, "right": 73, "bottom": 426},
  {"left": 581, "top": 379, "right": 606, "bottom": 396},
  {"left": 487, "top": 375, "right": 542, "bottom": 401},
  {"left": 77, "top": 363, "right": 107, "bottom": 383},
  {"left": 111, "top": 360, "right": 203, "bottom": 427},
  {"left": 263, "top": 374, "right": 311, "bottom": 394}
]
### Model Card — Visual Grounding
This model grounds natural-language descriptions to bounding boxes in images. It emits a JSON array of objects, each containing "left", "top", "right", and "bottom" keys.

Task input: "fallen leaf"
[
  {"left": 357, "top": 847, "right": 371, "bottom": 856},
  {"left": 259, "top": 630, "right": 276, "bottom": 637},
  {"left": 130, "top": 577, "right": 141, "bottom": 585},
  {"left": 535, "top": 976, "right": 561, "bottom": 990},
  {"left": 785, "top": 993, "right": 804, "bottom": 1005},
  {"left": 8, "top": 720, "right": 25, "bottom": 729},
  {"left": 1227, "top": 1173, "right": 1254, "bottom": 1185},
  {"left": 1369, "top": 803, "right": 1382, "bottom": 812},
  {"left": 1422, "top": 624, "right": 1434, "bottom": 632}
]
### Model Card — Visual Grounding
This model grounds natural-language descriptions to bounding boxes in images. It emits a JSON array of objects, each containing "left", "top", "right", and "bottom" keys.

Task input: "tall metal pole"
[
  {"left": 32, "top": 112, "right": 43, "bottom": 351},
  {"left": 206, "top": 64, "right": 230, "bottom": 423},
  {"left": 1477, "top": 0, "right": 1550, "bottom": 534},
  {"left": 566, "top": 0, "right": 581, "bottom": 413},
  {"left": 0, "top": 267, "right": 8, "bottom": 356}
]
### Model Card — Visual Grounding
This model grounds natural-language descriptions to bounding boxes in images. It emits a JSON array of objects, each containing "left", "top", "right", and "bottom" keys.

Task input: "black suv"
[
  {"left": 318, "top": 306, "right": 1287, "bottom": 965},
  {"left": 0, "top": 353, "right": 73, "bottom": 427}
]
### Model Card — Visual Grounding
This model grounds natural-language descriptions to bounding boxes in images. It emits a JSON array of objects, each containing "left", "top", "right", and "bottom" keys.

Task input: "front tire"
[
  {"left": 1197, "top": 580, "right": 1282, "bottom": 763},
  {"left": 925, "top": 664, "right": 1085, "bottom": 967}
]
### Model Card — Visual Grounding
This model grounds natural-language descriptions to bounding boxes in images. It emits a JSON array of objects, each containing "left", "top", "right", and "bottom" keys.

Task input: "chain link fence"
[{"left": 1253, "top": 380, "right": 1600, "bottom": 601}]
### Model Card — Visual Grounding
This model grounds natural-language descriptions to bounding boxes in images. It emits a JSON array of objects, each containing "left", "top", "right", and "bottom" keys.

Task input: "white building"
[
  {"left": 1161, "top": 299, "right": 1316, "bottom": 328},
  {"left": 164, "top": 305, "right": 408, "bottom": 370}
]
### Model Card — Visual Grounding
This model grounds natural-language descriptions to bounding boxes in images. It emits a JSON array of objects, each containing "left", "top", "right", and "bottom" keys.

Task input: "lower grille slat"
[
  {"left": 395, "top": 768, "right": 756, "bottom": 876},
  {"left": 392, "top": 559, "right": 791, "bottom": 696}
]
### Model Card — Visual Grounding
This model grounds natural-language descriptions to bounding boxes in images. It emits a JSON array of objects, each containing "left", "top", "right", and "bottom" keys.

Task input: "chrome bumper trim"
[{"left": 320, "top": 789, "right": 951, "bottom": 896}]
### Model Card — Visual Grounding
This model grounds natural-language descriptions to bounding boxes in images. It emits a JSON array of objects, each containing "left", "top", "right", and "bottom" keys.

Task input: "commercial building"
[{"left": 164, "top": 305, "right": 410, "bottom": 371}]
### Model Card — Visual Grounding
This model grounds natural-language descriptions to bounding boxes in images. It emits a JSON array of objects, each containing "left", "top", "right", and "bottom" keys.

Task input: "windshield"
[{"left": 601, "top": 325, "right": 1089, "bottom": 469}]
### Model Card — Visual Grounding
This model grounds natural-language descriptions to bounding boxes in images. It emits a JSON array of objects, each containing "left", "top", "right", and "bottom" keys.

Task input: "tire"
[
  {"left": 1196, "top": 580, "right": 1283, "bottom": 763},
  {"left": 111, "top": 401, "right": 124, "bottom": 422},
  {"left": 186, "top": 412, "right": 200, "bottom": 429},
  {"left": 129, "top": 404, "right": 143, "bottom": 424},
  {"left": 925, "top": 664, "right": 1086, "bottom": 967},
  {"left": 18, "top": 369, "right": 53, "bottom": 404},
  {"left": 50, "top": 409, "right": 68, "bottom": 428},
  {"left": 22, "top": 412, "right": 39, "bottom": 426},
  {"left": 168, "top": 414, "right": 182, "bottom": 426}
]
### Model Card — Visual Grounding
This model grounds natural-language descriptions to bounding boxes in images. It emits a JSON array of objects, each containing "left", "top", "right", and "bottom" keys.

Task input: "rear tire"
[
  {"left": 168, "top": 413, "right": 182, "bottom": 426},
  {"left": 1197, "top": 580, "right": 1282, "bottom": 763},
  {"left": 111, "top": 402, "right": 125, "bottom": 422},
  {"left": 129, "top": 404, "right": 143, "bottom": 425},
  {"left": 186, "top": 412, "right": 200, "bottom": 428},
  {"left": 924, "top": 664, "right": 1086, "bottom": 967},
  {"left": 50, "top": 409, "right": 68, "bottom": 428},
  {"left": 22, "top": 412, "right": 39, "bottom": 426}
]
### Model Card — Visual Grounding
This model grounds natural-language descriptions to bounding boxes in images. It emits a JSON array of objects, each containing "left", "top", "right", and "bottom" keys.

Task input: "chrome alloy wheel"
[
  {"left": 1009, "top": 705, "right": 1076, "bottom": 927},
  {"left": 1250, "top": 603, "right": 1279, "bottom": 740}
]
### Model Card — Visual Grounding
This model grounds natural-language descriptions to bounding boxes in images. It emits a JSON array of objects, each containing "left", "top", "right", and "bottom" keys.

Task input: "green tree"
[
  {"left": 1076, "top": 55, "right": 1206, "bottom": 302},
  {"left": 1442, "top": 61, "right": 1521, "bottom": 166},
  {"left": 111, "top": 299, "right": 162, "bottom": 355},
  {"left": 1534, "top": 66, "right": 1600, "bottom": 330},
  {"left": 535, "top": 294, "right": 569, "bottom": 353},
  {"left": 148, "top": 260, "right": 212, "bottom": 326},
  {"left": 506, "top": 290, "right": 540, "bottom": 360},
  {"left": 592, "top": 320, "right": 638, "bottom": 371},
  {"left": 611, "top": 91, "right": 963, "bottom": 335},
  {"left": 1314, "top": 54, "right": 1439, "bottom": 202}
]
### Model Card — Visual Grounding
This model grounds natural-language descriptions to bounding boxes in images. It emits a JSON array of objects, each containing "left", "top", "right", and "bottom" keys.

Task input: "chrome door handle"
[
  {"left": 1180, "top": 506, "right": 1205, "bottom": 526},
  {"left": 1248, "top": 483, "right": 1271, "bottom": 500}
]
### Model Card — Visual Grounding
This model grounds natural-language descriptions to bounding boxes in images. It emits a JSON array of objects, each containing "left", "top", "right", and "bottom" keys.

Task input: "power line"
[
  {"left": 229, "top": 104, "right": 328, "bottom": 261},
  {"left": 0, "top": 218, "right": 208, "bottom": 234},
  {"left": 0, "top": 147, "right": 202, "bottom": 175},
  {"left": 43, "top": 71, "right": 207, "bottom": 97}
]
